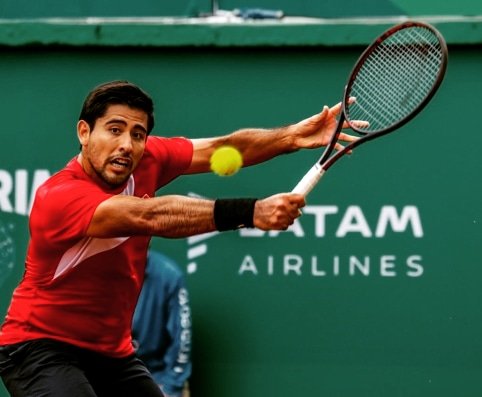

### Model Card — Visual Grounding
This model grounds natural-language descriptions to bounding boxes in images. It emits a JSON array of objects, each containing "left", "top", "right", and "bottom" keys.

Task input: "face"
[{"left": 77, "top": 104, "right": 148, "bottom": 189}]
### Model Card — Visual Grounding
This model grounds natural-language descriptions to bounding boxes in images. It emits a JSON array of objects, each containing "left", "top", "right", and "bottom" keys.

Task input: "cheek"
[
  {"left": 132, "top": 142, "right": 146, "bottom": 162},
  {"left": 86, "top": 140, "right": 108, "bottom": 166}
]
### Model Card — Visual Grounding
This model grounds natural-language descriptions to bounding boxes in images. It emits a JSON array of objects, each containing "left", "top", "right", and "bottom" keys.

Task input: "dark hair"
[{"left": 79, "top": 80, "right": 155, "bottom": 133}]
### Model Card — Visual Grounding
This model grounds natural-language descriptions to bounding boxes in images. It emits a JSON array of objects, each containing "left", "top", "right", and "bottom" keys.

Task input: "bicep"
[
  {"left": 86, "top": 195, "right": 151, "bottom": 238},
  {"left": 185, "top": 138, "right": 218, "bottom": 174}
]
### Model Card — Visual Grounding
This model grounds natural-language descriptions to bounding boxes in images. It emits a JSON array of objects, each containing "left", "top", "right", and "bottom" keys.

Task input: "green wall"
[
  {"left": 0, "top": 16, "right": 481, "bottom": 397},
  {"left": 1, "top": 0, "right": 481, "bottom": 18}
]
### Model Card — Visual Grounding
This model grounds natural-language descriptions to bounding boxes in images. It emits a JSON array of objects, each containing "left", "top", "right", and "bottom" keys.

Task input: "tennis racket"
[{"left": 292, "top": 21, "right": 448, "bottom": 196}]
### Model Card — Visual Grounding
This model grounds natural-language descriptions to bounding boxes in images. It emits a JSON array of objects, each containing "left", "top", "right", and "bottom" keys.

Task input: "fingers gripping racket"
[{"left": 292, "top": 21, "right": 448, "bottom": 196}]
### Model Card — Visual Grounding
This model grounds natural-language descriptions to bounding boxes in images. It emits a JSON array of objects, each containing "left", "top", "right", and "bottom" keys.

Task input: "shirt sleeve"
[
  {"left": 30, "top": 178, "right": 111, "bottom": 246},
  {"left": 146, "top": 136, "right": 193, "bottom": 189},
  {"left": 132, "top": 251, "right": 192, "bottom": 396},
  {"left": 157, "top": 276, "right": 192, "bottom": 397}
]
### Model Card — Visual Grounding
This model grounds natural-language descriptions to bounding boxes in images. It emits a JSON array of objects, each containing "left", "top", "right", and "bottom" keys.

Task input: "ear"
[{"left": 77, "top": 120, "right": 90, "bottom": 148}]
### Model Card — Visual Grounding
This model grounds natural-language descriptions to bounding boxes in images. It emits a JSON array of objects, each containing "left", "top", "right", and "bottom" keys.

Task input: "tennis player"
[{"left": 0, "top": 80, "right": 357, "bottom": 396}]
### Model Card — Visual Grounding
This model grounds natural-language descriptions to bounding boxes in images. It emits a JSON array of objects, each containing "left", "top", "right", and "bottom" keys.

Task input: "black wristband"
[{"left": 214, "top": 198, "right": 257, "bottom": 231}]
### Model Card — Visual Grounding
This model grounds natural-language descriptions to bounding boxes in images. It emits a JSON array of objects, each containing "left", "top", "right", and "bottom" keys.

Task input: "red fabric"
[{"left": 0, "top": 136, "right": 193, "bottom": 358}]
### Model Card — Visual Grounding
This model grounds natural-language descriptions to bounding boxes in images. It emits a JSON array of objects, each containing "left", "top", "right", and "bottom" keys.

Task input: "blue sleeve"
[
  {"left": 132, "top": 251, "right": 192, "bottom": 397},
  {"left": 157, "top": 276, "right": 192, "bottom": 396}
]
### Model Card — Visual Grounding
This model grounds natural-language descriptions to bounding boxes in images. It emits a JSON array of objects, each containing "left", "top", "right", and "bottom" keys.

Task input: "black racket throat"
[{"left": 317, "top": 114, "right": 345, "bottom": 166}]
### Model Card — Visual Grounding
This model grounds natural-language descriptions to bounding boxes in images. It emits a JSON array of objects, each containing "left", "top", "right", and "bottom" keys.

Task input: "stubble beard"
[{"left": 89, "top": 157, "right": 131, "bottom": 189}]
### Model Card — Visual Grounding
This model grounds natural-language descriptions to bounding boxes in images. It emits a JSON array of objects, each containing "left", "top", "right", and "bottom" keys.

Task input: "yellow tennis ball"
[{"left": 210, "top": 146, "right": 243, "bottom": 176}]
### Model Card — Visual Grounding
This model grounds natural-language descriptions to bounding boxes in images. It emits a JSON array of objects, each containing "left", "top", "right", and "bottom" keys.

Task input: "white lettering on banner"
[
  {"left": 240, "top": 205, "right": 424, "bottom": 238},
  {"left": 238, "top": 254, "right": 424, "bottom": 277},
  {"left": 375, "top": 206, "right": 423, "bottom": 237},
  {"left": 0, "top": 170, "right": 13, "bottom": 212},
  {"left": 186, "top": 203, "right": 426, "bottom": 277},
  {"left": 0, "top": 169, "right": 51, "bottom": 215},
  {"left": 337, "top": 206, "right": 372, "bottom": 237}
]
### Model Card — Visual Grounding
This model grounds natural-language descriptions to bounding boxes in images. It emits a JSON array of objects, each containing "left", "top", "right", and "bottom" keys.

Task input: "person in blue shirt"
[{"left": 132, "top": 250, "right": 192, "bottom": 397}]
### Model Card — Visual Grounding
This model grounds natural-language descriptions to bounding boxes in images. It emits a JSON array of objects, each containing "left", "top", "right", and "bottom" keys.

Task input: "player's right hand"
[{"left": 253, "top": 193, "right": 305, "bottom": 230}]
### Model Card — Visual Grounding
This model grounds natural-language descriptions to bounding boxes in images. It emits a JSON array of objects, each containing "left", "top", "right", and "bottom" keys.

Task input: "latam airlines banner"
[
  {"left": 0, "top": 167, "right": 428, "bottom": 280},
  {"left": 186, "top": 203, "right": 425, "bottom": 278}
]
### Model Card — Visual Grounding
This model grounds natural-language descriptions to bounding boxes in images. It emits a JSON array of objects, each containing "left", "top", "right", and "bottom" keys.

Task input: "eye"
[
  {"left": 110, "top": 126, "right": 122, "bottom": 135},
  {"left": 132, "top": 131, "right": 147, "bottom": 141}
]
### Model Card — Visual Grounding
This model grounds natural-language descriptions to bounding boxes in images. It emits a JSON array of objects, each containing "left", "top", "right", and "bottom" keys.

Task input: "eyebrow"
[{"left": 105, "top": 118, "right": 148, "bottom": 134}]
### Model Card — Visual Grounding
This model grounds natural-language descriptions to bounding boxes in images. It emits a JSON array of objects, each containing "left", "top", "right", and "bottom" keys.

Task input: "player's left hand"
[{"left": 291, "top": 100, "right": 367, "bottom": 152}]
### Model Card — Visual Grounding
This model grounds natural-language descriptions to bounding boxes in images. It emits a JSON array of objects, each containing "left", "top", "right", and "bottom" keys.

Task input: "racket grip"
[{"left": 292, "top": 164, "right": 325, "bottom": 196}]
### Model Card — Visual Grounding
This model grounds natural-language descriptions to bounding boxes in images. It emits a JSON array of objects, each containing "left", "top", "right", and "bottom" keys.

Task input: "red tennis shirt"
[{"left": 0, "top": 136, "right": 193, "bottom": 358}]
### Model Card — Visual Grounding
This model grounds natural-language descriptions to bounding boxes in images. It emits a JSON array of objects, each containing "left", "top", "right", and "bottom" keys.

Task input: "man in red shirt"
[{"left": 0, "top": 80, "right": 356, "bottom": 396}]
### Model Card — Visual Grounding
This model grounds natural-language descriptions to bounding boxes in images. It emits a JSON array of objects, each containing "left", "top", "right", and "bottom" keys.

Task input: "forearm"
[
  {"left": 188, "top": 105, "right": 359, "bottom": 174},
  {"left": 188, "top": 125, "right": 296, "bottom": 173},
  {"left": 225, "top": 126, "right": 297, "bottom": 166},
  {"left": 87, "top": 192, "right": 305, "bottom": 238},
  {"left": 87, "top": 195, "right": 216, "bottom": 238}
]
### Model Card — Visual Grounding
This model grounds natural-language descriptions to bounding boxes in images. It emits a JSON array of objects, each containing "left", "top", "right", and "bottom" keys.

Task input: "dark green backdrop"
[
  {"left": 0, "top": 0, "right": 481, "bottom": 18},
  {"left": 0, "top": 13, "right": 481, "bottom": 397}
]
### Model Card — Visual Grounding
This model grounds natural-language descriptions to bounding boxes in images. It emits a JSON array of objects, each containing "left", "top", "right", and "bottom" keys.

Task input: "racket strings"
[
  {"left": 347, "top": 26, "right": 445, "bottom": 133},
  {"left": 355, "top": 43, "right": 429, "bottom": 128},
  {"left": 356, "top": 44, "right": 438, "bottom": 127}
]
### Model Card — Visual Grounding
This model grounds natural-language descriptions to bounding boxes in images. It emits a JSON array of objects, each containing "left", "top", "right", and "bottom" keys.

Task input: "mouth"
[{"left": 109, "top": 157, "right": 132, "bottom": 172}]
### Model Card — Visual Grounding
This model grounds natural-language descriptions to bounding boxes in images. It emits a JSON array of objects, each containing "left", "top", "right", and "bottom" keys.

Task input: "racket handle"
[{"left": 292, "top": 164, "right": 325, "bottom": 196}]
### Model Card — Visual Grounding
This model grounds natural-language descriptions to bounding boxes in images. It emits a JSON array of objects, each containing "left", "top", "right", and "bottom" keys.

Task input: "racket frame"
[{"left": 292, "top": 21, "right": 448, "bottom": 196}]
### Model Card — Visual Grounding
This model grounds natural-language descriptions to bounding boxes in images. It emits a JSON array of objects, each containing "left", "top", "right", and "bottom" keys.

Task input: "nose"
[{"left": 118, "top": 133, "right": 133, "bottom": 153}]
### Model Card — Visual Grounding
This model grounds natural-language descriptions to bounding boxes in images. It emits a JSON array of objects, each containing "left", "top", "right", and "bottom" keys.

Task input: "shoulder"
[
  {"left": 37, "top": 157, "right": 101, "bottom": 195},
  {"left": 34, "top": 158, "right": 109, "bottom": 208},
  {"left": 146, "top": 136, "right": 193, "bottom": 156},
  {"left": 29, "top": 158, "right": 112, "bottom": 243},
  {"left": 139, "top": 137, "right": 194, "bottom": 186}
]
